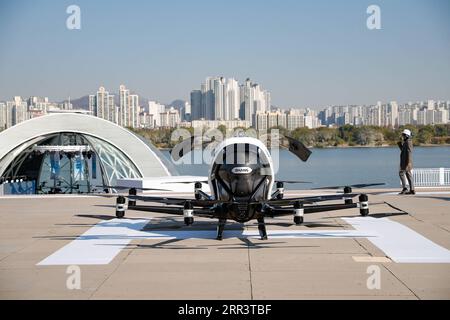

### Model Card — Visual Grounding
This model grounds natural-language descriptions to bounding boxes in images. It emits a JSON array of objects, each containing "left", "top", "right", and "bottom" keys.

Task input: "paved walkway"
[{"left": 0, "top": 190, "right": 449, "bottom": 299}]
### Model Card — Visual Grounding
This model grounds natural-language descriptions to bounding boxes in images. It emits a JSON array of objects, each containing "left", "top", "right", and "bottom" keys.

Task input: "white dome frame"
[{"left": 0, "top": 113, "right": 172, "bottom": 178}]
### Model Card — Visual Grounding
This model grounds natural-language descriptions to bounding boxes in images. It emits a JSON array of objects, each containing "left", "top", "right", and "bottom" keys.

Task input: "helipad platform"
[{"left": 0, "top": 190, "right": 449, "bottom": 299}]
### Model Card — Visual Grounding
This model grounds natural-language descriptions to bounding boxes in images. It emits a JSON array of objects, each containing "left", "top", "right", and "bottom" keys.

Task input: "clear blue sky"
[{"left": 0, "top": 0, "right": 449, "bottom": 108}]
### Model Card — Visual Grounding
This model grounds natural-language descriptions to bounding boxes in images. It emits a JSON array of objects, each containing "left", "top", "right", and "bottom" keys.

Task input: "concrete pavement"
[{"left": 0, "top": 189, "right": 449, "bottom": 299}]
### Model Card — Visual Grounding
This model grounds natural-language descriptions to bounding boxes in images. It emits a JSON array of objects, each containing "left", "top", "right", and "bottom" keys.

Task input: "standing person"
[{"left": 398, "top": 129, "right": 415, "bottom": 195}]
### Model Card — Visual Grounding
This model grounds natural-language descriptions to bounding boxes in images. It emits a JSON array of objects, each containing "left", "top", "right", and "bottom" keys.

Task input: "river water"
[{"left": 161, "top": 146, "right": 450, "bottom": 189}]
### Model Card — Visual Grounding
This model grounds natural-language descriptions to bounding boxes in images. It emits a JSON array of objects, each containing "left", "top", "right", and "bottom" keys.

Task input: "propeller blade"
[
  {"left": 91, "top": 194, "right": 120, "bottom": 198},
  {"left": 97, "top": 185, "right": 171, "bottom": 192},
  {"left": 276, "top": 180, "right": 312, "bottom": 184},
  {"left": 257, "top": 193, "right": 360, "bottom": 206},
  {"left": 282, "top": 135, "right": 312, "bottom": 162},
  {"left": 128, "top": 195, "right": 225, "bottom": 207},
  {"left": 162, "top": 180, "right": 209, "bottom": 185},
  {"left": 313, "top": 183, "right": 386, "bottom": 190},
  {"left": 171, "top": 134, "right": 313, "bottom": 163}
]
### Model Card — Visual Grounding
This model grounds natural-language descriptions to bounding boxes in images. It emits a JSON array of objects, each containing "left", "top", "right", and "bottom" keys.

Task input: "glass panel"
[
  {"left": 1, "top": 132, "right": 143, "bottom": 194},
  {"left": 84, "top": 135, "right": 141, "bottom": 187}
]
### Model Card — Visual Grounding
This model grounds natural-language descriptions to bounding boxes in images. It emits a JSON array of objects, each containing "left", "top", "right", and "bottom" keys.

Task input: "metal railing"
[{"left": 403, "top": 168, "right": 450, "bottom": 188}]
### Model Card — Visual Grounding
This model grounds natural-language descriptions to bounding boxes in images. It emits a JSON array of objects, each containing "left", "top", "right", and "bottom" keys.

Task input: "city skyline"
[
  {"left": 1, "top": 79, "right": 449, "bottom": 132},
  {"left": 1, "top": 0, "right": 450, "bottom": 106},
  {"left": 2, "top": 78, "right": 450, "bottom": 111}
]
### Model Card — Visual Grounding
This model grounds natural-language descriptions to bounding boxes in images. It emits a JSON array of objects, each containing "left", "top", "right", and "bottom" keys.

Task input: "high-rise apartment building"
[
  {"left": 89, "top": 87, "right": 116, "bottom": 124},
  {"left": 119, "top": 85, "right": 130, "bottom": 127},
  {"left": 148, "top": 101, "right": 166, "bottom": 127},
  {"left": 13, "top": 97, "right": 29, "bottom": 125},
  {"left": 190, "top": 90, "right": 203, "bottom": 120},
  {"left": 226, "top": 78, "right": 240, "bottom": 120},
  {"left": 240, "top": 78, "right": 270, "bottom": 126},
  {"left": 129, "top": 94, "right": 139, "bottom": 128},
  {"left": 0, "top": 102, "right": 7, "bottom": 130},
  {"left": 160, "top": 107, "right": 180, "bottom": 128},
  {"left": 286, "top": 109, "right": 305, "bottom": 130},
  {"left": 191, "top": 77, "right": 270, "bottom": 125}
]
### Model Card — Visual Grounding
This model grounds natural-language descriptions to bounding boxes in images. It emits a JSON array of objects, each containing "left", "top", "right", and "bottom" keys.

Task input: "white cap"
[{"left": 402, "top": 129, "right": 412, "bottom": 137}]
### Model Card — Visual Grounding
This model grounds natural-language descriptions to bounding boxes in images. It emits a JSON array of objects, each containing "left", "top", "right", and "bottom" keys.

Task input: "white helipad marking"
[
  {"left": 38, "top": 217, "right": 450, "bottom": 266},
  {"left": 37, "top": 219, "right": 150, "bottom": 266},
  {"left": 37, "top": 218, "right": 375, "bottom": 266},
  {"left": 344, "top": 217, "right": 450, "bottom": 263}
]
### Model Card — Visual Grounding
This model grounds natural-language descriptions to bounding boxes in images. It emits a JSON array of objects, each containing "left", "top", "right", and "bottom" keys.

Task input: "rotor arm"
[
  {"left": 127, "top": 204, "right": 217, "bottom": 219},
  {"left": 261, "top": 193, "right": 360, "bottom": 207},
  {"left": 268, "top": 202, "right": 362, "bottom": 216},
  {"left": 128, "top": 195, "right": 221, "bottom": 207},
  {"left": 265, "top": 193, "right": 370, "bottom": 225}
]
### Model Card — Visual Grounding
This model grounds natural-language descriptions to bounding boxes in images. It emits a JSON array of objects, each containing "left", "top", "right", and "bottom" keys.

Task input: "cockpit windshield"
[{"left": 212, "top": 143, "right": 272, "bottom": 201}]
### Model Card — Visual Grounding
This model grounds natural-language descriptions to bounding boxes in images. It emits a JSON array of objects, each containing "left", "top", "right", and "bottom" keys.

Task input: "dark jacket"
[{"left": 398, "top": 138, "right": 413, "bottom": 170}]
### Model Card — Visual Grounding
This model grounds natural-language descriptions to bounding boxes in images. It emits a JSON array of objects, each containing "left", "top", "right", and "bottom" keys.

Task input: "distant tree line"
[
  {"left": 287, "top": 124, "right": 450, "bottom": 147},
  {"left": 133, "top": 124, "right": 450, "bottom": 149}
]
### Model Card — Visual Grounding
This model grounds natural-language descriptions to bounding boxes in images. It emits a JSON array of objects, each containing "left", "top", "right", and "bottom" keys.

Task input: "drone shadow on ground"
[
  {"left": 36, "top": 213, "right": 336, "bottom": 247},
  {"left": 35, "top": 211, "right": 374, "bottom": 245},
  {"left": 75, "top": 214, "right": 146, "bottom": 221},
  {"left": 265, "top": 221, "right": 342, "bottom": 228},
  {"left": 75, "top": 213, "right": 345, "bottom": 229},
  {"left": 334, "top": 211, "right": 409, "bottom": 219},
  {"left": 118, "top": 237, "right": 320, "bottom": 250},
  {"left": 414, "top": 195, "right": 450, "bottom": 202}
]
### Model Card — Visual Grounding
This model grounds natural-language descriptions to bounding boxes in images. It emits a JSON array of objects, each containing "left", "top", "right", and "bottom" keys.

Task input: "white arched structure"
[{"left": 0, "top": 113, "right": 173, "bottom": 183}]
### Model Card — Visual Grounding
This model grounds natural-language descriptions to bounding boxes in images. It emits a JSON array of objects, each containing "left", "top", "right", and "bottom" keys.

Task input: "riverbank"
[
  {"left": 133, "top": 124, "right": 450, "bottom": 150},
  {"left": 312, "top": 143, "right": 450, "bottom": 149}
]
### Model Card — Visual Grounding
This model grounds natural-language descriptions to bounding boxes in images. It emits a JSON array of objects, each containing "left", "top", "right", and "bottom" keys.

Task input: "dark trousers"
[{"left": 399, "top": 169, "right": 414, "bottom": 190}]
